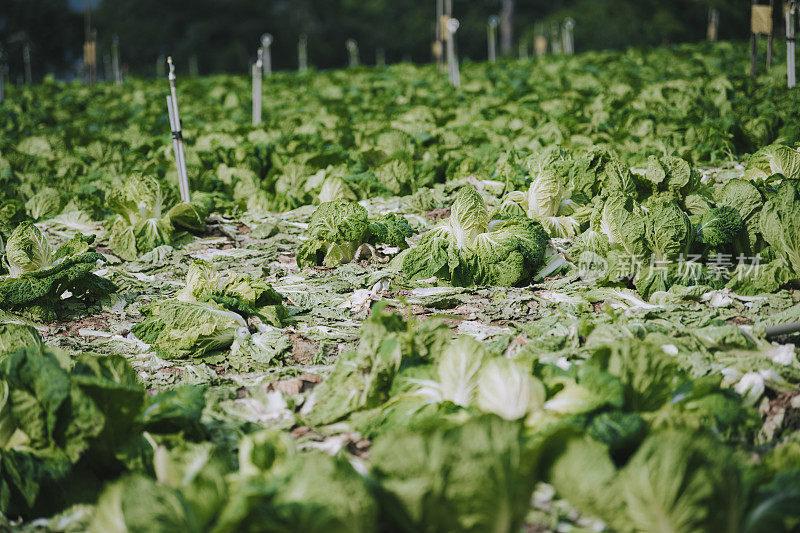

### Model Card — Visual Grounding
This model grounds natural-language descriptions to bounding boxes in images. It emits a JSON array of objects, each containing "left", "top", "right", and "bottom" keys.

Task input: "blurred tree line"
[{"left": 1, "top": 0, "right": 750, "bottom": 81}]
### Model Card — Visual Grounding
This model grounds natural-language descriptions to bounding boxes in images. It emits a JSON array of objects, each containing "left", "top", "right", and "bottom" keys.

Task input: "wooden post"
[
  {"left": 751, "top": 1, "right": 775, "bottom": 75},
  {"left": 376, "top": 48, "right": 386, "bottom": 67},
  {"left": 501, "top": 0, "right": 514, "bottom": 56}
]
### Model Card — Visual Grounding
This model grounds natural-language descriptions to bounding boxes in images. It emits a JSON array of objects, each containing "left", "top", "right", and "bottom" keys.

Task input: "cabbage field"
[{"left": 1, "top": 40, "right": 800, "bottom": 531}]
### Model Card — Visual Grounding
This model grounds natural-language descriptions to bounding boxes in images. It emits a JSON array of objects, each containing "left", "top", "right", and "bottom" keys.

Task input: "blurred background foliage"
[{"left": 1, "top": 0, "right": 749, "bottom": 80}]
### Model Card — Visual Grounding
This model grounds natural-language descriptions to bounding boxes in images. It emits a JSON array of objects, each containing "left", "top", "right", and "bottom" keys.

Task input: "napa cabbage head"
[
  {"left": 745, "top": 144, "right": 800, "bottom": 181},
  {"left": 472, "top": 217, "right": 549, "bottom": 286},
  {"left": 477, "top": 358, "right": 546, "bottom": 420},
  {"left": 526, "top": 169, "right": 581, "bottom": 238},
  {"left": 25, "top": 188, "right": 63, "bottom": 221},
  {"left": 759, "top": 179, "right": 800, "bottom": 278},
  {"left": 296, "top": 199, "right": 369, "bottom": 268},
  {"left": 693, "top": 206, "right": 743, "bottom": 250},
  {"left": 4, "top": 222, "right": 54, "bottom": 277},
  {"left": 108, "top": 175, "right": 173, "bottom": 260},
  {"left": 448, "top": 185, "right": 488, "bottom": 250},
  {"left": 403, "top": 186, "right": 547, "bottom": 286},
  {"left": 644, "top": 200, "right": 694, "bottom": 262}
]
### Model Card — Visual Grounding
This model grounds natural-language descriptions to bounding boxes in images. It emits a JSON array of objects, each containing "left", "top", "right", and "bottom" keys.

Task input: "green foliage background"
[{"left": 1, "top": 0, "right": 749, "bottom": 79}]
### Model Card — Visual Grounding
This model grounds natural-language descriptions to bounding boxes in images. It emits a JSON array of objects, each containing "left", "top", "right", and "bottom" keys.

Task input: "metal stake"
[
  {"left": 166, "top": 57, "right": 191, "bottom": 202},
  {"left": 446, "top": 17, "right": 460, "bottom": 87},
  {"left": 298, "top": 34, "right": 308, "bottom": 73},
  {"left": 261, "top": 34, "right": 273, "bottom": 76},
  {"left": 488, "top": 15, "right": 499, "bottom": 62},
  {"left": 563, "top": 18, "right": 575, "bottom": 55},
  {"left": 112, "top": 34, "right": 121, "bottom": 84},
  {"left": 346, "top": 39, "right": 359, "bottom": 67},
  {"left": 707, "top": 8, "right": 720, "bottom": 42},
  {"left": 252, "top": 47, "right": 263, "bottom": 126}
]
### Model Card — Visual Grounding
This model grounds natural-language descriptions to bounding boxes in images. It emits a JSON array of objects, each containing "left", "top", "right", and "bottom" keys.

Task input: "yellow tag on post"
[{"left": 751, "top": 4, "right": 774, "bottom": 35}]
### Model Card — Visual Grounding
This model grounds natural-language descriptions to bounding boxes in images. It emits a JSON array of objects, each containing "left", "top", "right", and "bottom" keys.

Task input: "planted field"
[{"left": 1, "top": 42, "right": 799, "bottom": 531}]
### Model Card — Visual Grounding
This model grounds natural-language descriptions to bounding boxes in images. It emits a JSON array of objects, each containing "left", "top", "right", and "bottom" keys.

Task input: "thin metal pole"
[
  {"left": 167, "top": 95, "right": 184, "bottom": 199},
  {"left": 346, "top": 39, "right": 359, "bottom": 67},
  {"left": 488, "top": 16, "right": 499, "bottom": 62},
  {"left": 446, "top": 17, "right": 460, "bottom": 87},
  {"left": 112, "top": 34, "right": 121, "bottom": 84},
  {"left": 563, "top": 18, "right": 575, "bottom": 55},
  {"left": 261, "top": 34, "right": 273, "bottom": 76},
  {"left": 707, "top": 8, "right": 720, "bottom": 42},
  {"left": 252, "top": 47, "right": 263, "bottom": 126},
  {"left": 167, "top": 57, "right": 191, "bottom": 202},
  {"left": 298, "top": 34, "right": 308, "bottom": 73}
]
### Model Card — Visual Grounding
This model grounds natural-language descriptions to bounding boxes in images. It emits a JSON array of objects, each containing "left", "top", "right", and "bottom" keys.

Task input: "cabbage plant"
[
  {"left": 0, "top": 222, "right": 116, "bottom": 320},
  {"left": 403, "top": 186, "right": 548, "bottom": 286}
]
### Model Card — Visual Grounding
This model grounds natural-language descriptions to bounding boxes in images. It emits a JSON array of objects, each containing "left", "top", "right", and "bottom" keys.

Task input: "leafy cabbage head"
[
  {"left": 759, "top": 179, "right": 800, "bottom": 277},
  {"left": 4, "top": 222, "right": 53, "bottom": 277},
  {"left": 25, "top": 188, "right": 63, "bottom": 220},
  {"left": 109, "top": 174, "right": 165, "bottom": 224},
  {"left": 477, "top": 358, "right": 545, "bottom": 420},
  {"left": 527, "top": 169, "right": 563, "bottom": 219},
  {"left": 745, "top": 144, "right": 800, "bottom": 181},
  {"left": 644, "top": 200, "right": 694, "bottom": 261},
  {"left": 448, "top": 185, "right": 488, "bottom": 250}
]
